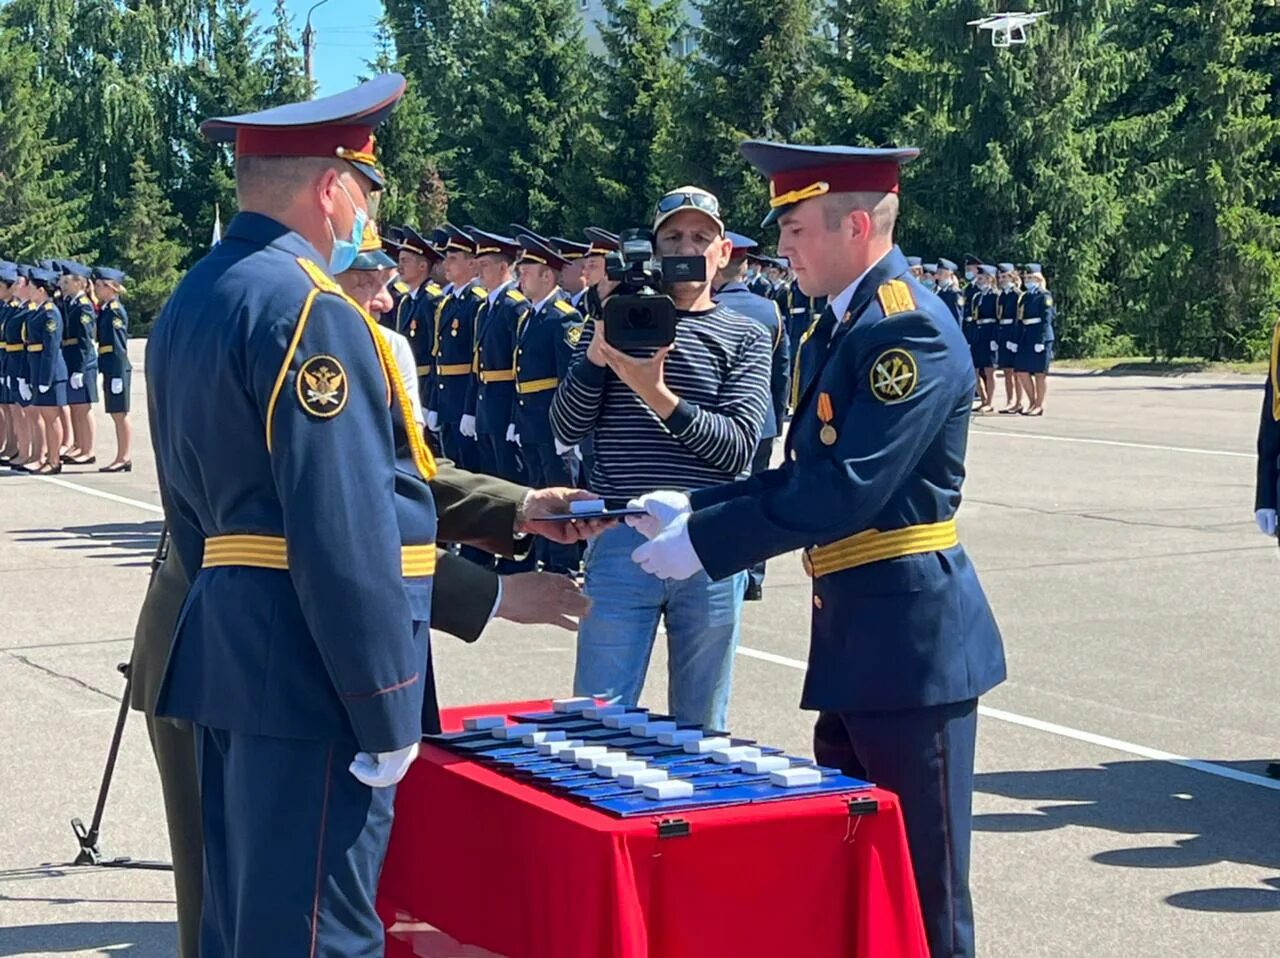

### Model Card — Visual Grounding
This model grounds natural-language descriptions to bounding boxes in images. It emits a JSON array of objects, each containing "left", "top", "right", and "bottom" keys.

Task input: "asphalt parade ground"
[{"left": 2, "top": 350, "right": 1278, "bottom": 956}]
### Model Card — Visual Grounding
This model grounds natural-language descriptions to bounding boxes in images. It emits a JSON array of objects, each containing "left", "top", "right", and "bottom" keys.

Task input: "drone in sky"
[{"left": 968, "top": 11, "right": 1050, "bottom": 47}]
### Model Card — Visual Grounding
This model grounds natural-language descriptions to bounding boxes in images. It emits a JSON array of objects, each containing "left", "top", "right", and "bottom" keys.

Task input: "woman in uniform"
[
  {"left": 6, "top": 268, "right": 42, "bottom": 469},
  {"left": 25, "top": 266, "right": 68, "bottom": 474},
  {"left": 60, "top": 262, "right": 99, "bottom": 464},
  {"left": 996, "top": 264, "right": 1025, "bottom": 414},
  {"left": 971, "top": 265, "right": 1000, "bottom": 413},
  {"left": 1017, "top": 264, "right": 1054, "bottom": 416},
  {"left": 93, "top": 267, "right": 132, "bottom": 472},
  {"left": 0, "top": 263, "right": 18, "bottom": 463}
]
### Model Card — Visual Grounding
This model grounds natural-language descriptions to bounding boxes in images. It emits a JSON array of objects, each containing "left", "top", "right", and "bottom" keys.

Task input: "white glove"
[
  {"left": 426, "top": 410, "right": 440, "bottom": 432},
  {"left": 1256, "top": 509, "right": 1277, "bottom": 536},
  {"left": 631, "top": 514, "right": 704, "bottom": 581},
  {"left": 70, "top": 372, "right": 84, "bottom": 389},
  {"left": 38, "top": 384, "right": 48, "bottom": 394},
  {"left": 989, "top": 341, "right": 998, "bottom": 351},
  {"left": 554, "top": 438, "right": 575, "bottom": 457},
  {"left": 18, "top": 380, "right": 31, "bottom": 401},
  {"left": 349, "top": 742, "right": 419, "bottom": 788},
  {"left": 1033, "top": 343, "right": 1045, "bottom": 354},
  {"left": 111, "top": 378, "right": 123, "bottom": 395},
  {"left": 626, "top": 490, "right": 692, "bottom": 540},
  {"left": 460, "top": 414, "right": 477, "bottom": 438},
  {"left": 1007, "top": 342, "right": 1018, "bottom": 353},
  {"left": 506, "top": 423, "right": 518, "bottom": 443}
]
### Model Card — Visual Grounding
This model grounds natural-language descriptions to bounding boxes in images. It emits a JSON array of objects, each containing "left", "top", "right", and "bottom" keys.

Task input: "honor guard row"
[
  {"left": 0, "top": 261, "right": 133, "bottom": 474},
  {"left": 905, "top": 254, "right": 1057, "bottom": 416}
]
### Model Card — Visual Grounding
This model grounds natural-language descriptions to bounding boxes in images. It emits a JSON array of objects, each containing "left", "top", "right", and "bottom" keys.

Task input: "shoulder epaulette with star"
[
  {"left": 425, "top": 282, "right": 443, "bottom": 297},
  {"left": 554, "top": 299, "right": 576, "bottom": 315},
  {"left": 470, "top": 285, "right": 488, "bottom": 299},
  {"left": 506, "top": 288, "right": 527, "bottom": 304},
  {"left": 393, "top": 279, "right": 410, "bottom": 295}
]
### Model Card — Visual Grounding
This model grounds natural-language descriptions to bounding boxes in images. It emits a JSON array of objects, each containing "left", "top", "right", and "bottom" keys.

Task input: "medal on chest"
[{"left": 817, "top": 392, "right": 837, "bottom": 446}]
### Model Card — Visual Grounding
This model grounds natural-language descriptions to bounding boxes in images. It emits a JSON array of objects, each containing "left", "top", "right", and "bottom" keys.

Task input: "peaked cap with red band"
[
  {"left": 200, "top": 73, "right": 406, "bottom": 190},
  {"left": 517, "top": 232, "right": 570, "bottom": 272},
  {"left": 740, "top": 139, "right": 920, "bottom": 227}
]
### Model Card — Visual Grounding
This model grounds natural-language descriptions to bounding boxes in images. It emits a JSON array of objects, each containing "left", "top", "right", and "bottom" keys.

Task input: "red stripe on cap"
[
  {"left": 770, "top": 160, "right": 901, "bottom": 199},
  {"left": 235, "top": 125, "right": 376, "bottom": 160}
]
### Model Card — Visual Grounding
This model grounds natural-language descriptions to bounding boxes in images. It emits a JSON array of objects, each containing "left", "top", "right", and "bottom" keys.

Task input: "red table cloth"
[{"left": 379, "top": 700, "right": 927, "bottom": 958}]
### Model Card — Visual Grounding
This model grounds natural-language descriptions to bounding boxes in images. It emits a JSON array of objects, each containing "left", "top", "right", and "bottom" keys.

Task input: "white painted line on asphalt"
[
  {"left": 735, "top": 645, "right": 1280, "bottom": 792},
  {"left": 970, "top": 427, "right": 1252, "bottom": 459},
  {"left": 30, "top": 475, "right": 164, "bottom": 515}
]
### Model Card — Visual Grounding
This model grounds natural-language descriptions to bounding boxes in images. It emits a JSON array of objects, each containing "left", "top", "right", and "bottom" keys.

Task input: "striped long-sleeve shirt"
[{"left": 551, "top": 304, "right": 771, "bottom": 499}]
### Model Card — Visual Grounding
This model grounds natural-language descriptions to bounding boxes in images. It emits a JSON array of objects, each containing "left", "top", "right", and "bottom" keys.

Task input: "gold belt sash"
[
  {"left": 436, "top": 363, "right": 471, "bottom": 376},
  {"left": 62, "top": 338, "right": 80, "bottom": 346},
  {"left": 803, "top": 520, "right": 958, "bottom": 579},
  {"left": 516, "top": 377, "right": 559, "bottom": 395},
  {"left": 26, "top": 344, "right": 43, "bottom": 352},
  {"left": 479, "top": 369, "right": 515, "bottom": 383},
  {"left": 202, "top": 534, "right": 436, "bottom": 578},
  {"left": 415, "top": 364, "right": 432, "bottom": 376},
  {"left": 98, "top": 345, "right": 114, "bottom": 354}
]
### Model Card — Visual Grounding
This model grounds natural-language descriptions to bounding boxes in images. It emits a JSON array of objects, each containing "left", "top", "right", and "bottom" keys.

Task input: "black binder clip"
[
  {"left": 657, "top": 817, "right": 691, "bottom": 839},
  {"left": 846, "top": 795, "right": 879, "bottom": 817}
]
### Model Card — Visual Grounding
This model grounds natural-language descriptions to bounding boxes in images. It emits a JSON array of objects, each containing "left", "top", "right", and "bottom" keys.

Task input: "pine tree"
[
  {"left": 112, "top": 156, "right": 186, "bottom": 333},
  {"left": 574, "top": 0, "right": 684, "bottom": 229},
  {"left": 364, "top": 21, "right": 446, "bottom": 228},
  {"left": 669, "top": 0, "right": 824, "bottom": 233},
  {"left": 454, "top": 0, "right": 593, "bottom": 229},
  {"left": 264, "top": 0, "right": 310, "bottom": 105},
  {"left": 0, "top": 27, "right": 91, "bottom": 262}
]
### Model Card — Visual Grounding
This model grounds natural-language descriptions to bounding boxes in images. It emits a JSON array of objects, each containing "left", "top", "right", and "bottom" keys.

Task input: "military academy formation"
[{"left": 0, "top": 260, "right": 134, "bottom": 475}]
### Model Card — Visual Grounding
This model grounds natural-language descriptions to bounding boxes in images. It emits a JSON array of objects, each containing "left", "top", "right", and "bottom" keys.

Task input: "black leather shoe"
[
  {"left": 744, "top": 582, "right": 764, "bottom": 602},
  {"left": 99, "top": 460, "right": 132, "bottom": 473}
]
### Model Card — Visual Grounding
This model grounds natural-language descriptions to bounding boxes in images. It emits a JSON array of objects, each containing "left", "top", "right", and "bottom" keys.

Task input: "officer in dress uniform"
[
  {"left": 514, "top": 232, "right": 586, "bottom": 574},
  {"left": 393, "top": 226, "right": 446, "bottom": 413},
  {"left": 715, "top": 232, "right": 790, "bottom": 601},
  {"left": 59, "top": 261, "right": 99, "bottom": 465},
  {"left": 747, "top": 254, "right": 772, "bottom": 296},
  {"left": 766, "top": 257, "right": 794, "bottom": 323},
  {"left": 935, "top": 258, "right": 963, "bottom": 328},
  {"left": 971, "top": 265, "right": 1000, "bottom": 413},
  {"left": 26, "top": 266, "right": 68, "bottom": 474},
  {"left": 434, "top": 224, "right": 487, "bottom": 472},
  {"left": 145, "top": 75, "right": 448, "bottom": 957},
  {"left": 576, "top": 227, "right": 620, "bottom": 485},
  {"left": 995, "top": 263, "right": 1024, "bottom": 413},
  {"left": 1015, "top": 263, "right": 1053, "bottom": 416},
  {"left": 907, "top": 255, "right": 924, "bottom": 280},
  {"left": 5, "top": 268, "right": 40, "bottom": 469},
  {"left": 548, "top": 235, "right": 591, "bottom": 312},
  {"left": 93, "top": 267, "right": 134, "bottom": 472},
  {"left": 464, "top": 228, "right": 531, "bottom": 494},
  {"left": 379, "top": 226, "right": 412, "bottom": 330},
  {"left": 0, "top": 262, "right": 18, "bottom": 462},
  {"left": 630, "top": 140, "right": 1006, "bottom": 958}
]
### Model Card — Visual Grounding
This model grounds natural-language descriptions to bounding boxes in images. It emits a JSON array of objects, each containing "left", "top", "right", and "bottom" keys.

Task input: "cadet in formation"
[{"left": 630, "top": 140, "right": 1007, "bottom": 958}]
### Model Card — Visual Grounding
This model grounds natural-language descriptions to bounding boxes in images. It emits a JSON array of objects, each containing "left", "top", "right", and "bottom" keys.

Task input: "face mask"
[
  {"left": 326, "top": 180, "right": 367, "bottom": 275},
  {"left": 964, "top": 270, "right": 975, "bottom": 282},
  {"left": 1025, "top": 281, "right": 1039, "bottom": 292}
]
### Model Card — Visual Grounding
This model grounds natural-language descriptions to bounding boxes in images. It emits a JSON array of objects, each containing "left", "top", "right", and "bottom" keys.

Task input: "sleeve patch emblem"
[
  {"left": 869, "top": 348, "right": 918, "bottom": 403},
  {"left": 297, "top": 354, "right": 348, "bottom": 418}
]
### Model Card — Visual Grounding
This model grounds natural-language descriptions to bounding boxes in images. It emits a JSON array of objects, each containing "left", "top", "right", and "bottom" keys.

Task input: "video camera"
[{"left": 602, "top": 228, "right": 706, "bottom": 350}]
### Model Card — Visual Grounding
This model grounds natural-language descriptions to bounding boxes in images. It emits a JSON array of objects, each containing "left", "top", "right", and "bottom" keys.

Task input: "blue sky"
[{"left": 249, "top": 0, "right": 385, "bottom": 96}]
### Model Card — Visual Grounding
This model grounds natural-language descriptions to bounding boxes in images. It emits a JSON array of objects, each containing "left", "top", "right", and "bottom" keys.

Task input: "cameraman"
[{"left": 550, "top": 187, "right": 771, "bottom": 730}]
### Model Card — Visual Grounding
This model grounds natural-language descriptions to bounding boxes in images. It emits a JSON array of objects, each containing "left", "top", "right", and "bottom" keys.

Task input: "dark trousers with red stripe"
[
  {"left": 814, "top": 700, "right": 979, "bottom": 958},
  {"left": 195, "top": 726, "right": 396, "bottom": 957}
]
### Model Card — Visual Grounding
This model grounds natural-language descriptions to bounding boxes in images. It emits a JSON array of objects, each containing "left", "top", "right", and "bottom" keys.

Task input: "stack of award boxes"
[{"left": 424, "top": 697, "right": 872, "bottom": 817}]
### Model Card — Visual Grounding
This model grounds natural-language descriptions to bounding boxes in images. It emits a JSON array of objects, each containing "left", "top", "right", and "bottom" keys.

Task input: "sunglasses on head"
[{"left": 655, "top": 191, "right": 720, "bottom": 217}]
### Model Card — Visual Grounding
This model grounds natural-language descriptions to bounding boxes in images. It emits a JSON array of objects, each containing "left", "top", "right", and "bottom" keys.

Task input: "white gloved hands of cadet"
[
  {"left": 38, "top": 384, "right": 48, "bottom": 394},
  {"left": 506, "top": 423, "right": 519, "bottom": 444},
  {"left": 459, "top": 414, "right": 477, "bottom": 438},
  {"left": 625, "top": 490, "right": 692, "bottom": 540},
  {"left": 989, "top": 341, "right": 998, "bottom": 351},
  {"left": 70, "top": 372, "right": 84, "bottom": 390},
  {"left": 553, "top": 438, "right": 579, "bottom": 459},
  {"left": 18, "top": 380, "right": 31, "bottom": 401},
  {"left": 1256, "top": 509, "right": 1277, "bottom": 536},
  {"left": 426, "top": 410, "right": 440, "bottom": 433},
  {"left": 349, "top": 742, "right": 419, "bottom": 788},
  {"left": 631, "top": 513, "right": 704, "bottom": 581},
  {"left": 1006, "top": 342, "right": 1018, "bottom": 353},
  {"left": 111, "top": 378, "right": 124, "bottom": 395},
  {"left": 1033, "top": 343, "right": 1045, "bottom": 354}
]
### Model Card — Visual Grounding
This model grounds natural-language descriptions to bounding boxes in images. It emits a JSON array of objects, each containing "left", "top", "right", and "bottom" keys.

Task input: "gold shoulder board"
[
  {"left": 876, "top": 279, "right": 916, "bottom": 316},
  {"left": 295, "top": 257, "right": 342, "bottom": 295}
]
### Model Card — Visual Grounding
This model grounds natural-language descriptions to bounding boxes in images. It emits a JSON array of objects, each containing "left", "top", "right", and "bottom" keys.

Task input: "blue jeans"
[{"left": 573, "top": 524, "right": 747, "bottom": 730}]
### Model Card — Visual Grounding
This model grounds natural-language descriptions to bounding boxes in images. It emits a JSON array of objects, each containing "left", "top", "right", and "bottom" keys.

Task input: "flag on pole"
[{"left": 211, "top": 204, "right": 222, "bottom": 248}]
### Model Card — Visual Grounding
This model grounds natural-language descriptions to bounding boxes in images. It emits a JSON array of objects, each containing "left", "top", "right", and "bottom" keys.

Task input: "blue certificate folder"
[{"left": 423, "top": 712, "right": 872, "bottom": 817}]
